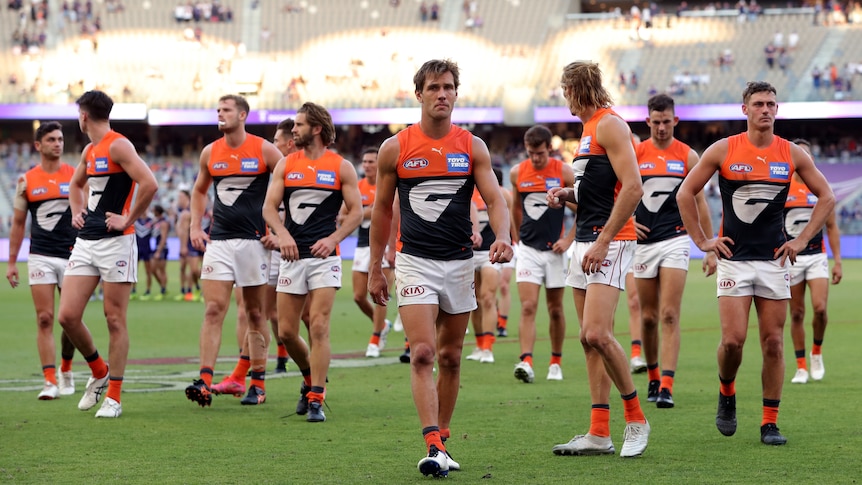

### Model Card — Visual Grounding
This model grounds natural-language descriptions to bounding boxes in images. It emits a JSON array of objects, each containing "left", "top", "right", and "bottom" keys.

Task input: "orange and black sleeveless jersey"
[
  {"left": 784, "top": 177, "right": 823, "bottom": 256},
  {"left": 634, "top": 138, "right": 692, "bottom": 244},
  {"left": 22, "top": 163, "right": 77, "bottom": 258},
  {"left": 81, "top": 130, "right": 136, "bottom": 240},
  {"left": 514, "top": 158, "right": 565, "bottom": 251},
  {"left": 356, "top": 177, "right": 376, "bottom": 248},
  {"left": 471, "top": 187, "right": 494, "bottom": 251},
  {"left": 571, "top": 108, "right": 637, "bottom": 242},
  {"left": 282, "top": 150, "right": 344, "bottom": 259},
  {"left": 718, "top": 133, "right": 793, "bottom": 261},
  {"left": 208, "top": 134, "right": 269, "bottom": 241},
  {"left": 395, "top": 123, "right": 474, "bottom": 261}
]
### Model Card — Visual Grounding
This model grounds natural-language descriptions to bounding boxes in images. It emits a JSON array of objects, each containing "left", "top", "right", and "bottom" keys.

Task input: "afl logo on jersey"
[
  {"left": 212, "top": 162, "right": 229, "bottom": 170},
  {"left": 718, "top": 279, "right": 736, "bottom": 289},
  {"left": 519, "top": 181, "right": 534, "bottom": 188},
  {"left": 729, "top": 164, "right": 753, "bottom": 173},
  {"left": 401, "top": 285, "right": 426, "bottom": 297},
  {"left": 403, "top": 158, "right": 429, "bottom": 170},
  {"left": 639, "top": 162, "right": 655, "bottom": 170},
  {"left": 31, "top": 187, "right": 48, "bottom": 196},
  {"left": 287, "top": 172, "right": 304, "bottom": 180},
  {"left": 59, "top": 183, "right": 70, "bottom": 195}
]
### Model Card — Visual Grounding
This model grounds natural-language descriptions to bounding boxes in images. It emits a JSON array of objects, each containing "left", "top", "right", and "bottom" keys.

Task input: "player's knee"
[
  {"left": 520, "top": 300, "right": 538, "bottom": 317},
  {"left": 410, "top": 342, "right": 436, "bottom": 366},
  {"left": 719, "top": 338, "right": 744, "bottom": 355},
  {"left": 35, "top": 310, "right": 55, "bottom": 329},
  {"left": 659, "top": 309, "right": 679, "bottom": 327},
  {"left": 437, "top": 346, "right": 462, "bottom": 370}
]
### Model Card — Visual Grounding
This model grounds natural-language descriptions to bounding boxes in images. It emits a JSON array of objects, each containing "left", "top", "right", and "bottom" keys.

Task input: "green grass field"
[{"left": 1, "top": 260, "right": 860, "bottom": 484}]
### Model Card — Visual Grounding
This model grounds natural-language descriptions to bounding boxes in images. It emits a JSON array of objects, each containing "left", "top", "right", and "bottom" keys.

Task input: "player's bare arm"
[
  {"left": 262, "top": 158, "right": 298, "bottom": 261},
  {"left": 368, "top": 136, "right": 399, "bottom": 305},
  {"left": 472, "top": 136, "right": 512, "bottom": 264},
  {"left": 69, "top": 148, "right": 90, "bottom": 230},
  {"left": 552, "top": 163, "right": 577, "bottom": 254},
  {"left": 309, "top": 159, "right": 362, "bottom": 258},
  {"left": 190, "top": 144, "right": 214, "bottom": 251},
  {"left": 678, "top": 139, "right": 734, "bottom": 259},
  {"left": 106, "top": 138, "right": 158, "bottom": 232},
  {"left": 776, "top": 143, "right": 836, "bottom": 265},
  {"left": 688, "top": 148, "right": 718, "bottom": 275},
  {"left": 6, "top": 177, "right": 28, "bottom": 287}
]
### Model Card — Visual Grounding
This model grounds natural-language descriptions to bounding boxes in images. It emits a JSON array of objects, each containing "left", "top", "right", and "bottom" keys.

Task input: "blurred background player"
[
  {"left": 633, "top": 93, "right": 716, "bottom": 408},
  {"left": 132, "top": 209, "right": 155, "bottom": 300},
  {"left": 149, "top": 204, "right": 170, "bottom": 300},
  {"left": 510, "top": 124, "right": 575, "bottom": 382},
  {"left": 264, "top": 102, "right": 363, "bottom": 422},
  {"left": 184, "top": 94, "right": 282, "bottom": 408},
  {"left": 6, "top": 120, "right": 79, "bottom": 400},
  {"left": 786, "top": 139, "right": 842, "bottom": 384}
]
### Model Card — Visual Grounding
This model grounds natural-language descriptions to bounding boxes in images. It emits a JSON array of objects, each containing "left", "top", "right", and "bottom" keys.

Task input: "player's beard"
[{"left": 294, "top": 131, "right": 313, "bottom": 149}]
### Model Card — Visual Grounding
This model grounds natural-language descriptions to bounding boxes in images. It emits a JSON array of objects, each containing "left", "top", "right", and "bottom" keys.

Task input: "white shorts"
[
  {"left": 201, "top": 239, "right": 268, "bottom": 287},
  {"left": 472, "top": 250, "right": 501, "bottom": 272},
  {"left": 788, "top": 253, "right": 829, "bottom": 287},
  {"left": 268, "top": 250, "right": 280, "bottom": 286},
  {"left": 633, "top": 235, "right": 691, "bottom": 279},
  {"left": 716, "top": 259, "right": 790, "bottom": 300},
  {"left": 566, "top": 240, "right": 635, "bottom": 291},
  {"left": 395, "top": 252, "right": 476, "bottom": 314},
  {"left": 65, "top": 234, "right": 137, "bottom": 283},
  {"left": 352, "top": 246, "right": 391, "bottom": 273},
  {"left": 516, "top": 243, "right": 567, "bottom": 289},
  {"left": 276, "top": 255, "right": 342, "bottom": 294},
  {"left": 27, "top": 254, "right": 68, "bottom": 287}
]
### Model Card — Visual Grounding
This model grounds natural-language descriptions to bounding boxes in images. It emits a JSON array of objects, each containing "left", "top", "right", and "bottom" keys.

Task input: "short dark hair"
[
  {"left": 647, "top": 93, "right": 675, "bottom": 114},
  {"left": 493, "top": 167, "right": 503, "bottom": 186},
  {"left": 34, "top": 121, "right": 63, "bottom": 143},
  {"left": 361, "top": 146, "right": 379, "bottom": 157},
  {"left": 219, "top": 94, "right": 250, "bottom": 115},
  {"left": 792, "top": 138, "right": 811, "bottom": 148},
  {"left": 180, "top": 189, "right": 191, "bottom": 198},
  {"left": 524, "top": 125, "right": 553, "bottom": 148},
  {"left": 153, "top": 204, "right": 165, "bottom": 216},
  {"left": 276, "top": 118, "right": 294, "bottom": 132},
  {"left": 76, "top": 90, "right": 113, "bottom": 121},
  {"left": 742, "top": 81, "right": 777, "bottom": 104},
  {"left": 413, "top": 59, "right": 460, "bottom": 93},
  {"left": 297, "top": 102, "right": 336, "bottom": 146}
]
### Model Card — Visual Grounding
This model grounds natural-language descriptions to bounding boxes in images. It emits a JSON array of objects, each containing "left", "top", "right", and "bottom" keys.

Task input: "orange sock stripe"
[
  {"left": 660, "top": 375, "right": 674, "bottom": 394},
  {"left": 423, "top": 430, "right": 445, "bottom": 452},
  {"left": 588, "top": 407, "right": 611, "bottom": 437},
  {"left": 497, "top": 315, "right": 507, "bottom": 329},
  {"left": 230, "top": 357, "right": 251, "bottom": 381},
  {"left": 250, "top": 378, "right": 265, "bottom": 390},
  {"left": 487, "top": 333, "right": 496, "bottom": 350},
  {"left": 631, "top": 343, "right": 642, "bottom": 358},
  {"left": 106, "top": 378, "right": 122, "bottom": 403},
  {"left": 720, "top": 380, "right": 735, "bottom": 397},
  {"left": 523, "top": 355, "right": 533, "bottom": 366},
  {"left": 200, "top": 368, "right": 214, "bottom": 387},
  {"left": 440, "top": 428, "right": 451, "bottom": 440},
  {"left": 761, "top": 405, "right": 779, "bottom": 426},
  {"left": 476, "top": 334, "right": 485, "bottom": 349},
  {"left": 277, "top": 344, "right": 288, "bottom": 358},
  {"left": 307, "top": 390, "right": 325, "bottom": 403},
  {"left": 369, "top": 335, "right": 381, "bottom": 346},
  {"left": 60, "top": 359, "right": 73, "bottom": 373},
  {"left": 622, "top": 395, "right": 646, "bottom": 424},
  {"left": 87, "top": 357, "right": 108, "bottom": 380},
  {"left": 812, "top": 344, "right": 822, "bottom": 355},
  {"left": 550, "top": 354, "right": 562, "bottom": 366},
  {"left": 43, "top": 366, "right": 57, "bottom": 385},
  {"left": 796, "top": 356, "right": 807, "bottom": 370},
  {"left": 303, "top": 375, "right": 312, "bottom": 387},
  {"left": 647, "top": 367, "right": 661, "bottom": 382}
]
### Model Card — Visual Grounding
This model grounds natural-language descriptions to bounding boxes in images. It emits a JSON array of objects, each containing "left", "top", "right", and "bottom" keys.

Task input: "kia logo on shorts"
[
  {"left": 401, "top": 285, "right": 425, "bottom": 297},
  {"left": 202, "top": 265, "right": 214, "bottom": 274},
  {"left": 260, "top": 264, "right": 267, "bottom": 270},
  {"left": 601, "top": 259, "right": 612, "bottom": 267},
  {"left": 331, "top": 266, "right": 340, "bottom": 273},
  {"left": 278, "top": 277, "right": 291, "bottom": 286},
  {"left": 517, "top": 270, "right": 532, "bottom": 277},
  {"left": 634, "top": 263, "right": 647, "bottom": 273},
  {"left": 116, "top": 260, "right": 127, "bottom": 267},
  {"left": 718, "top": 279, "right": 736, "bottom": 289},
  {"left": 30, "top": 270, "right": 45, "bottom": 279}
]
